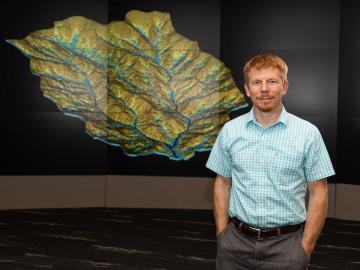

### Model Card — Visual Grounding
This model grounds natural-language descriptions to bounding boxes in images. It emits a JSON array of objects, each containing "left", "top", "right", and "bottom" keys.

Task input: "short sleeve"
[
  {"left": 206, "top": 126, "right": 232, "bottom": 177},
  {"left": 303, "top": 129, "right": 335, "bottom": 181}
]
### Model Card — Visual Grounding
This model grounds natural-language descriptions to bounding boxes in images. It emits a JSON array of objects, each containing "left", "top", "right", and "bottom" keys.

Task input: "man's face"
[{"left": 244, "top": 67, "right": 288, "bottom": 113}]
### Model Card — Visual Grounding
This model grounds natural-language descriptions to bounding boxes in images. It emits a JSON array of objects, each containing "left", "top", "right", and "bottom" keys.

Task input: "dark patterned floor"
[{"left": 0, "top": 208, "right": 359, "bottom": 270}]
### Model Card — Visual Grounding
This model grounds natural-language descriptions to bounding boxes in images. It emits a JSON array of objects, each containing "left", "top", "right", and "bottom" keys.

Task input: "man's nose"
[{"left": 260, "top": 82, "right": 268, "bottom": 91}]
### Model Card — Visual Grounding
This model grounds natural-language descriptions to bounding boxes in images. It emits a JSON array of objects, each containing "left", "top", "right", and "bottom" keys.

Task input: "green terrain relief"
[{"left": 7, "top": 10, "right": 247, "bottom": 160}]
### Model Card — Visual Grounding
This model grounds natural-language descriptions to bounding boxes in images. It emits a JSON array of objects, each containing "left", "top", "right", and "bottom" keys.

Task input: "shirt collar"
[{"left": 246, "top": 105, "right": 289, "bottom": 127}]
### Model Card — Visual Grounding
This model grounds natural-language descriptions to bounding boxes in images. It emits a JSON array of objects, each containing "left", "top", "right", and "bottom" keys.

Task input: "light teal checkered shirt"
[{"left": 206, "top": 106, "right": 335, "bottom": 228}]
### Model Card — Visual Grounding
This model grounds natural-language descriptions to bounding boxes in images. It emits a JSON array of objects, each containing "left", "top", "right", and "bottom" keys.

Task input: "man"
[{"left": 206, "top": 54, "right": 335, "bottom": 270}]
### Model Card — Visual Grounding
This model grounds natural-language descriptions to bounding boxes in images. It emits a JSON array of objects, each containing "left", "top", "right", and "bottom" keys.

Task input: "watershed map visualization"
[{"left": 7, "top": 10, "right": 247, "bottom": 160}]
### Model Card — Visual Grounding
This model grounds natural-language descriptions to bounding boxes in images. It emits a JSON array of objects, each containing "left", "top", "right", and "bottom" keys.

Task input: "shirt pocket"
[{"left": 272, "top": 149, "right": 304, "bottom": 180}]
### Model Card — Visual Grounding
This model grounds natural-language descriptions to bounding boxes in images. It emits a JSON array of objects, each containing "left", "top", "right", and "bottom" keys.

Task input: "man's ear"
[
  {"left": 244, "top": 84, "right": 250, "bottom": 97},
  {"left": 282, "top": 81, "right": 289, "bottom": 96}
]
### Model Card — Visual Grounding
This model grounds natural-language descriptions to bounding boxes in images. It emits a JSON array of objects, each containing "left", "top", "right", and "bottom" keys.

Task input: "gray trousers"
[{"left": 216, "top": 222, "right": 310, "bottom": 270}]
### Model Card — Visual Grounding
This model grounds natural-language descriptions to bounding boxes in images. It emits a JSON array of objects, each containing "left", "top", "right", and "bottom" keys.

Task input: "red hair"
[{"left": 243, "top": 54, "right": 288, "bottom": 84}]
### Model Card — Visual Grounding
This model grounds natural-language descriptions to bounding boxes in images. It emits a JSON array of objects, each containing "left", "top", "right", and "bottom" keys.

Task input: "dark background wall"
[
  {"left": 1, "top": 0, "right": 359, "bottom": 185},
  {"left": 221, "top": 0, "right": 339, "bottom": 183},
  {"left": 338, "top": 1, "right": 360, "bottom": 185},
  {"left": 0, "top": 0, "right": 109, "bottom": 175}
]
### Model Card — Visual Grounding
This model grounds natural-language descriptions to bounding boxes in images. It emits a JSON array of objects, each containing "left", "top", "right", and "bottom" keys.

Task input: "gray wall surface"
[{"left": 0, "top": 175, "right": 359, "bottom": 221}]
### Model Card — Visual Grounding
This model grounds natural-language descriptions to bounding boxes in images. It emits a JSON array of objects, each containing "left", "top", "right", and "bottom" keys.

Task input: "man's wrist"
[
  {"left": 216, "top": 219, "right": 229, "bottom": 236},
  {"left": 301, "top": 239, "right": 315, "bottom": 258},
  {"left": 216, "top": 224, "right": 229, "bottom": 238},
  {"left": 216, "top": 224, "right": 227, "bottom": 235}
]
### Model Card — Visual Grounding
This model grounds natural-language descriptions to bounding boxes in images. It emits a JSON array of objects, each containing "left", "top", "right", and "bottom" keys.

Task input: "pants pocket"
[
  {"left": 297, "top": 229, "right": 310, "bottom": 266},
  {"left": 217, "top": 223, "right": 230, "bottom": 241}
]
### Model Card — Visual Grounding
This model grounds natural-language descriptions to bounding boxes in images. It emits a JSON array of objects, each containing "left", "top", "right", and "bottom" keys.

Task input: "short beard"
[
  {"left": 254, "top": 99, "right": 277, "bottom": 112},
  {"left": 257, "top": 105, "right": 274, "bottom": 112}
]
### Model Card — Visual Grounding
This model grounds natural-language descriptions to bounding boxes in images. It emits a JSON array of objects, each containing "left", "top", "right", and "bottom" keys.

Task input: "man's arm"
[
  {"left": 213, "top": 174, "right": 232, "bottom": 237},
  {"left": 302, "top": 178, "right": 328, "bottom": 259}
]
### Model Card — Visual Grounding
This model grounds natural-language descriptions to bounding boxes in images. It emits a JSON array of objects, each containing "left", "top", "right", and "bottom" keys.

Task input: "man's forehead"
[{"left": 248, "top": 67, "right": 283, "bottom": 78}]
